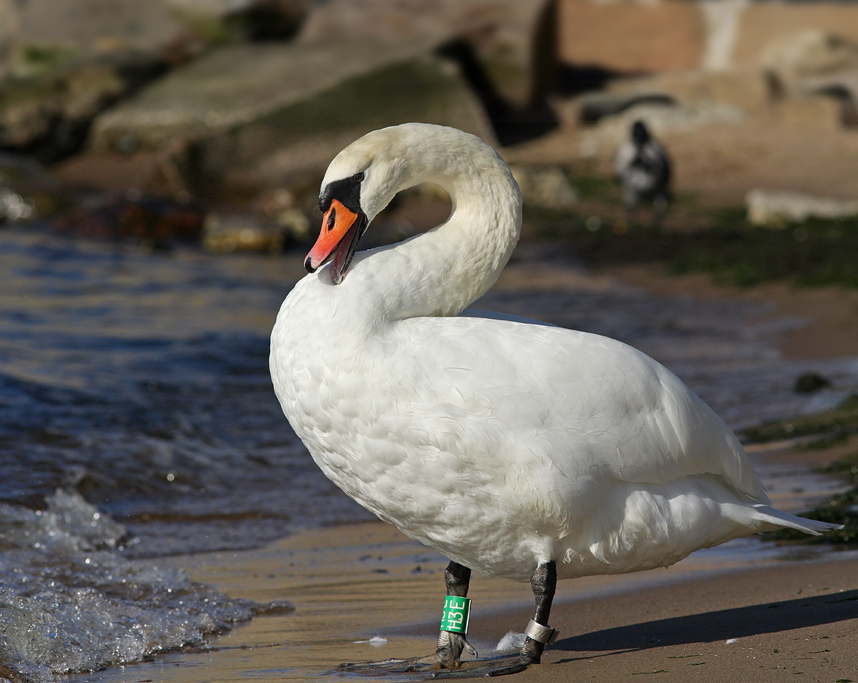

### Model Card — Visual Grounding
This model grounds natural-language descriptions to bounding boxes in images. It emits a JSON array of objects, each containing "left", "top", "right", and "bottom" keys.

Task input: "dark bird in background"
[{"left": 613, "top": 120, "right": 672, "bottom": 212}]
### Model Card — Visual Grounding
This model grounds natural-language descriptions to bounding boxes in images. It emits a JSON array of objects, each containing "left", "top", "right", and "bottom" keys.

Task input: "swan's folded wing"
[{"left": 390, "top": 314, "right": 768, "bottom": 505}]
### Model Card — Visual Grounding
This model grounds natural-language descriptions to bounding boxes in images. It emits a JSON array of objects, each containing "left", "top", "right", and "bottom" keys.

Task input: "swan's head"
[{"left": 304, "top": 125, "right": 433, "bottom": 284}]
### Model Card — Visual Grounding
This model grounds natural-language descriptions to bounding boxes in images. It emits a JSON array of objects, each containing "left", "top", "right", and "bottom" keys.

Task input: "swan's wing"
[
  {"left": 460, "top": 308, "right": 557, "bottom": 328},
  {"left": 385, "top": 314, "right": 768, "bottom": 504}
]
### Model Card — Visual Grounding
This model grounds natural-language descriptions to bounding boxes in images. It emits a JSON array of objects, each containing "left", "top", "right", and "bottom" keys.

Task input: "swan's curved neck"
[{"left": 360, "top": 136, "right": 522, "bottom": 322}]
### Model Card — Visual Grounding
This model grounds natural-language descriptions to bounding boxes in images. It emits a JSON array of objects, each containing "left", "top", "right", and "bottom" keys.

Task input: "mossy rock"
[{"left": 91, "top": 41, "right": 494, "bottom": 198}]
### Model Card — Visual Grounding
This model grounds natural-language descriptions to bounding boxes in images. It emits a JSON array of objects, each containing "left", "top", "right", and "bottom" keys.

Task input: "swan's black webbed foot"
[
  {"left": 337, "top": 630, "right": 478, "bottom": 674},
  {"left": 337, "top": 647, "right": 528, "bottom": 679},
  {"left": 426, "top": 654, "right": 530, "bottom": 678}
]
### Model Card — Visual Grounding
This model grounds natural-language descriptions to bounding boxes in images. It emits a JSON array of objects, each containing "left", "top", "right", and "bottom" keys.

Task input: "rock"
[
  {"left": 573, "top": 100, "right": 745, "bottom": 159},
  {"left": 18, "top": 0, "right": 186, "bottom": 57},
  {"left": 758, "top": 30, "right": 858, "bottom": 128},
  {"left": 760, "top": 30, "right": 858, "bottom": 78},
  {"left": 605, "top": 69, "right": 773, "bottom": 117},
  {"left": 0, "top": 0, "right": 213, "bottom": 160},
  {"left": 50, "top": 151, "right": 169, "bottom": 196},
  {"left": 54, "top": 194, "right": 204, "bottom": 243},
  {"left": 298, "top": 0, "right": 554, "bottom": 106},
  {"left": 256, "top": 188, "right": 312, "bottom": 242},
  {"left": 295, "top": 0, "right": 560, "bottom": 146},
  {"left": 91, "top": 41, "right": 496, "bottom": 198},
  {"left": 0, "top": 0, "right": 19, "bottom": 79},
  {"left": 746, "top": 189, "right": 858, "bottom": 227},
  {"left": 767, "top": 91, "right": 846, "bottom": 130},
  {"left": 720, "top": 1, "right": 858, "bottom": 69},
  {"left": 163, "top": 0, "right": 310, "bottom": 42},
  {"left": 794, "top": 372, "right": 832, "bottom": 395},
  {"left": 202, "top": 211, "right": 287, "bottom": 253},
  {"left": 575, "top": 92, "right": 677, "bottom": 124},
  {"left": 0, "top": 29, "right": 204, "bottom": 162},
  {"left": 0, "top": 64, "right": 128, "bottom": 159},
  {"left": 557, "top": 0, "right": 704, "bottom": 75},
  {"left": 510, "top": 165, "right": 577, "bottom": 211}
]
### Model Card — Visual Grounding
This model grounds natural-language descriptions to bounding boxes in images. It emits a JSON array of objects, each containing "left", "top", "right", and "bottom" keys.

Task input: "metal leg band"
[{"left": 524, "top": 618, "right": 559, "bottom": 644}]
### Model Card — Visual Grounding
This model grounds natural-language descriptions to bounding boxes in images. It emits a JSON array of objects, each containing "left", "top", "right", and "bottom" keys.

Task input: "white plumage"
[{"left": 270, "top": 123, "right": 834, "bottom": 586}]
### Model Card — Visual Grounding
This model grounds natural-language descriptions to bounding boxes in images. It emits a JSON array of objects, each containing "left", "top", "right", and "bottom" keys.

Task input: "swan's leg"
[
  {"left": 337, "top": 560, "right": 477, "bottom": 673},
  {"left": 431, "top": 561, "right": 558, "bottom": 679},
  {"left": 435, "top": 560, "right": 478, "bottom": 665},
  {"left": 513, "top": 561, "right": 558, "bottom": 670}
]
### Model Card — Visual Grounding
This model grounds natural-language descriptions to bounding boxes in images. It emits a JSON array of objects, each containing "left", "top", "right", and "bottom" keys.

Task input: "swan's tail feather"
[{"left": 752, "top": 505, "right": 843, "bottom": 536}]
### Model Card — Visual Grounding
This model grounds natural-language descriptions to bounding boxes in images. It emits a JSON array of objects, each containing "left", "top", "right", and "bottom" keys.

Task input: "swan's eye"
[{"left": 353, "top": 171, "right": 365, "bottom": 183}]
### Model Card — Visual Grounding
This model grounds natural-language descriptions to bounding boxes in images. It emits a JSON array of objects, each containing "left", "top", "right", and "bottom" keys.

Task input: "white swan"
[{"left": 269, "top": 123, "right": 838, "bottom": 675}]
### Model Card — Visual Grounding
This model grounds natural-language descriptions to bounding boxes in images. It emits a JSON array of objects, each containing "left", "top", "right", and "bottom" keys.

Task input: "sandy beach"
[
  {"left": 68, "top": 261, "right": 858, "bottom": 683},
  {"left": 75, "top": 519, "right": 858, "bottom": 682}
]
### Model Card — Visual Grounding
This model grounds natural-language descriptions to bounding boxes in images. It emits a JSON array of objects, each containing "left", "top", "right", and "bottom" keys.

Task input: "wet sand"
[{"left": 75, "top": 261, "right": 858, "bottom": 682}]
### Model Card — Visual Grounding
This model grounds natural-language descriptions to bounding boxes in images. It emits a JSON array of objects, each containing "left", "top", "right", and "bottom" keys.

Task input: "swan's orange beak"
[{"left": 305, "top": 199, "right": 367, "bottom": 284}]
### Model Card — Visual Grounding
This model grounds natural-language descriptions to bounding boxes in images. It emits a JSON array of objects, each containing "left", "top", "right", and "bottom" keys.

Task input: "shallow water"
[
  {"left": 0, "top": 490, "right": 256, "bottom": 682},
  {"left": 0, "top": 228, "right": 355, "bottom": 557},
  {"left": 1, "top": 227, "right": 857, "bottom": 680}
]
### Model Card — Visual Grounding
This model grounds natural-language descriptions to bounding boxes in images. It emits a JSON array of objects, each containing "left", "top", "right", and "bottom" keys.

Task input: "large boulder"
[
  {"left": 757, "top": 30, "right": 858, "bottom": 130},
  {"left": 0, "top": 0, "right": 200, "bottom": 161},
  {"left": 760, "top": 30, "right": 858, "bottom": 78},
  {"left": 557, "top": 0, "right": 705, "bottom": 76},
  {"left": 733, "top": 2, "right": 858, "bottom": 69},
  {"left": 162, "top": 0, "right": 311, "bottom": 42},
  {"left": 90, "top": 40, "right": 496, "bottom": 198},
  {"left": 604, "top": 69, "right": 773, "bottom": 118},
  {"left": 570, "top": 100, "right": 745, "bottom": 160},
  {"left": 0, "top": 64, "right": 129, "bottom": 159},
  {"left": 18, "top": 0, "right": 186, "bottom": 56},
  {"left": 0, "top": 0, "right": 19, "bottom": 79},
  {"left": 298, "top": 0, "right": 555, "bottom": 106}
]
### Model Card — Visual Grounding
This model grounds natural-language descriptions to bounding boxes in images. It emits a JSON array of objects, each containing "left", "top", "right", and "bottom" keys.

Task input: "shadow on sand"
[{"left": 555, "top": 589, "right": 858, "bottom": 660}]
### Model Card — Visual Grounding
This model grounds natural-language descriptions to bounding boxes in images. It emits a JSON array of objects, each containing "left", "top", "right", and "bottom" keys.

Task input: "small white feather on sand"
[
  {"left": 353, "top": 636, "right": 389, "bottom": 647},
  {"left": 496, "top": 630, "right": 527, "bottom": 652}
]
